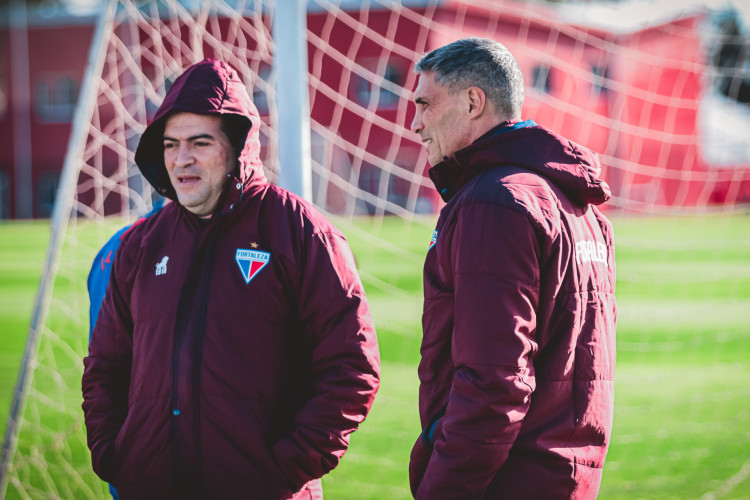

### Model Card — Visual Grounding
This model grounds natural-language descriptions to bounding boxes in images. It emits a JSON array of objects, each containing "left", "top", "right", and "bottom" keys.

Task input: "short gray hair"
[{"left": 415, "top": 37, "right": 524, "bottom": 119}]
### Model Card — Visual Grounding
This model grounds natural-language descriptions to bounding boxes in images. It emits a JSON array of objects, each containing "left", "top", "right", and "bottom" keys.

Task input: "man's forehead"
[
  {"left": 164, "top": 112, "right": 222, "bottom": 134},
  {"left": 413, "top": 72, "right": 439, "bottom": 99}
]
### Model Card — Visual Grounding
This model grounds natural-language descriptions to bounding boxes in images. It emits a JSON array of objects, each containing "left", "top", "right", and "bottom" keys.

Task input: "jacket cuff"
[{"left": 271, "top": 438, "right": 321, "bottom": 491}]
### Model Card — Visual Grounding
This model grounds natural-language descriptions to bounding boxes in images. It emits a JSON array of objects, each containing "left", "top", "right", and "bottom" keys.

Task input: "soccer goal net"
[{"left": 2, "top": 0, "right": 749, "bottom": 498}]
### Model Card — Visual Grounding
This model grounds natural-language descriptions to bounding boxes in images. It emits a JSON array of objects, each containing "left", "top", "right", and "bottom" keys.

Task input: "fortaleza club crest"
[
  {"left": 235, "top": 248, "right": 271, "bottom": 284},
  {"left": 428, "top": 229, "right": 438, "bottom": 251}
]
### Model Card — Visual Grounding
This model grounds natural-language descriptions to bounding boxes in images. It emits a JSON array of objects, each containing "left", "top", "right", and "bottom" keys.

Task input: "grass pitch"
[{"left": 0, "top": 213, "right": 749, "bottom": 499}]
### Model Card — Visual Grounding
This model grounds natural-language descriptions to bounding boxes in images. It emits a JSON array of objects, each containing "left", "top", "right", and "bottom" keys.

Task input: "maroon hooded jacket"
[
  {"left": 409, "top": 121, "right": 616, "bottom": 499},
  {"left": 82, "top": 59, "right": 380, "bottom": 500}
]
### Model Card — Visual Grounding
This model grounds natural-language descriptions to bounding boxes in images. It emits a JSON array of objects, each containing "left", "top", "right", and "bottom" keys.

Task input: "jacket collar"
[
  {"left": 427, "top": 119, "right": 611, "bottom": 206},
  {"left": 212, "top": 168, "right": 267, "bottom": 219},
  {"left": 428, "top": 120, "right": 535, "bottom": 202}
]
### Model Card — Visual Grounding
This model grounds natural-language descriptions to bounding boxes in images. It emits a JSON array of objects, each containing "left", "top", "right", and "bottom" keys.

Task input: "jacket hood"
[
  {"left": 135, "top": 59, "right": 265, "bottom": 205},
  {"left": 429, "top": 122, "right": 611, "bottom": 206}
]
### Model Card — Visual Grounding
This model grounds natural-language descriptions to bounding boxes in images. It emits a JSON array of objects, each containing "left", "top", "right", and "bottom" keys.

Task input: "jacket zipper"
[{"left": 169, "top": 221, "right": 216, "bottom": 496}]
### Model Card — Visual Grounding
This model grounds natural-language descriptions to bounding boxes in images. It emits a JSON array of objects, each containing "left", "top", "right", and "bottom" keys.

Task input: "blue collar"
[{"left": 484, "top": 119, "right": 537, "bottom": 140}]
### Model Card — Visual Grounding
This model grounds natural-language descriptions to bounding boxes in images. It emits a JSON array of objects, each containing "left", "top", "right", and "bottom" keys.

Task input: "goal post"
[
  {"left": 273, "top": 0, "right": 313, "bottom": 201},
  {"left": 0, "top": 1, "right": 118, "bottom": 495}
]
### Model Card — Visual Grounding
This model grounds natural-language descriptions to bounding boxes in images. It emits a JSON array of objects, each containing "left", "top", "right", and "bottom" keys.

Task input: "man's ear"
[{"left": 466, "top": 86, "right": 487, "bottom": 119}]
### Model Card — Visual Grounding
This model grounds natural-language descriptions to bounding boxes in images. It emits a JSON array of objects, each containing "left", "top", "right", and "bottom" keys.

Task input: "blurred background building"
[{"left": 1, "top": 0, "right": 749, "bottom": 218}]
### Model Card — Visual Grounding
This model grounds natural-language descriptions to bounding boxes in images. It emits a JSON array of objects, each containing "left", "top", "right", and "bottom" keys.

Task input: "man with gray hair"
[{"left": 409, "top": 37, "right": 616, "bottom": 499}]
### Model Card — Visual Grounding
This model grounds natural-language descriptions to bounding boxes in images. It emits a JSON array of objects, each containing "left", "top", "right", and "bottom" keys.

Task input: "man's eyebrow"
[{"left": 163, "top": 133, "right": 216, "bottom": 142}]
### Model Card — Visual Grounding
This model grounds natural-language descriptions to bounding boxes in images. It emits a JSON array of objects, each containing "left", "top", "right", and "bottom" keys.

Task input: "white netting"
[
  {"left": 1, "top": 0, "right": 749, "bottom": 498},
  {"left": 1, "top": 3, "right": 281, "bottom": 498}
]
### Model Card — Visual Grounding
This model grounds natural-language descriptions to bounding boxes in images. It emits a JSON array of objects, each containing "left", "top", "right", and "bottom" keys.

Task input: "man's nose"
[
  {"left": 175, "top": 144, "right": 194, "bottom": 168},
  {"left": 411, "top": 111, "right": 423, "bottom": 135}
]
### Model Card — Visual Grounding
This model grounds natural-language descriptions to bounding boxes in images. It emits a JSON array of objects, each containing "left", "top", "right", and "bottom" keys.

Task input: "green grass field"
[{"left": 0, "top": 213, "right": 749, "bottom": 499}]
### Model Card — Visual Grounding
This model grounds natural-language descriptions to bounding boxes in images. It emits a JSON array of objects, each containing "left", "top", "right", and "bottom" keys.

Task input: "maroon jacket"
[
  {"left": 410, "top": 121, "right": 616, "bottom": 499},
  {"left": 82, "top": 60, "right": 380, "bottom": 500}
]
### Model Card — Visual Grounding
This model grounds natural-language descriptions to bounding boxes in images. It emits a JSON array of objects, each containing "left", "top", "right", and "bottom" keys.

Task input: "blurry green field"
[{"left": 0, "top": 213, "right": 749, "bottom": 499}]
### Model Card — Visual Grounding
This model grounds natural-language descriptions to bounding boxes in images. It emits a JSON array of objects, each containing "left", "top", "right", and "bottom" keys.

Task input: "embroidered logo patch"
[
  {"left": 428, "top": 229, "right": 438, "bottom": 251},
  {"left": 235, "top": 248, "right": 271, "bottom": 284},
  {"left": 155, "top": 256, "right": 169, "bottom": 276}
]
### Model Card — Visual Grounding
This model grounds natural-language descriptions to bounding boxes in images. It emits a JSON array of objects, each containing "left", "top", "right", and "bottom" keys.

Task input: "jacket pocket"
[
  {"left": 409, "top": 405, "right": 446, "bottom": 496},
  {"left": 421, "top": 404, "right": 446, "bottom": 448},
  {"left": 409, "top": 435, "right": 431, "bottom": 497},
  {"left": 111, "top": 399, "right": 170, "bottom": 485}
]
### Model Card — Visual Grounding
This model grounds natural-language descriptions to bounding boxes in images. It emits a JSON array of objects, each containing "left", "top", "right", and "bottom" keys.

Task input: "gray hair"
[{"left": 415, "top": 37, "right": 524, "bottom": 119}]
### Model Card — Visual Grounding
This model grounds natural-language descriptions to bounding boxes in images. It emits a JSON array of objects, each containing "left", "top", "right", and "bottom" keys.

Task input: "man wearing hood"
[
  {"left": 408, "top": 38, "right": 616, "bottom": 499},
  {"left": 82, "top": 59, "right": 380, "bottom": 500}
]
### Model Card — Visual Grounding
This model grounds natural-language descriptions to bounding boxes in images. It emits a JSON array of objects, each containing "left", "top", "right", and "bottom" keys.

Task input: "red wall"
[
  {"left": 0, "top": 23, "right": 94, "bottom": 217},
  {"left": 1, "top": 6, "right": 747, "bottom": 218}
]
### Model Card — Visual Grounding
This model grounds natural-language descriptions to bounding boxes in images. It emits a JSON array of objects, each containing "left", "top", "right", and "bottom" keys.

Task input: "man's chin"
[
  {"left": 176, "top": 195, "right": 202, "bottom": 214},
  {"left": 184, "top": 206, "right": 211, "bottom": 218}
]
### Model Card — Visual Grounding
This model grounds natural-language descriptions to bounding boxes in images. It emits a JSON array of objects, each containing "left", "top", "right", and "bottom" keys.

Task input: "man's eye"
[
  {"left": 164, "top": 143, "right": 176, "bottom": 149},
  {"left": 194, "top": 141, "right": 210, "bottom": 147}
]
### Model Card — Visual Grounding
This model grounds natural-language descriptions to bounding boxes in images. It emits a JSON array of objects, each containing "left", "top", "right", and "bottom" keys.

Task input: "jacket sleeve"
[
  {"left": 87, "top": 228, "right": 126, "bottom": 339},
  {"left": 81, "top": 231, "right": 135, "bottom": 483},
  {"left": 417, "top": 202, "right": 540, "bottom": 499},
  {"left": 271, "top": 229, "right": 380, "bottom": 488}
]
